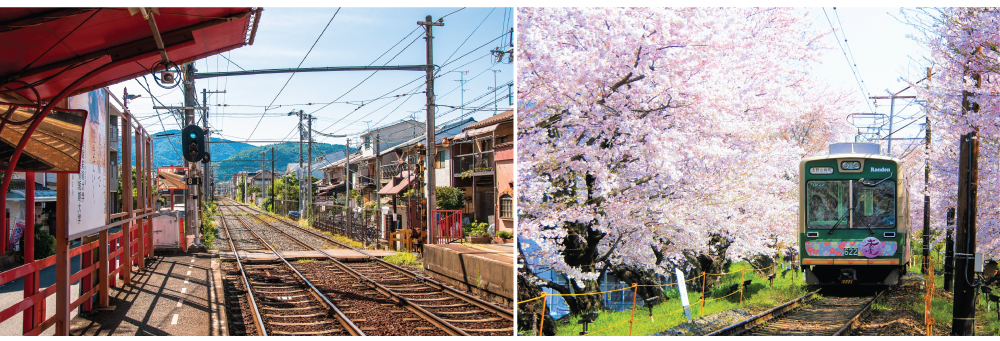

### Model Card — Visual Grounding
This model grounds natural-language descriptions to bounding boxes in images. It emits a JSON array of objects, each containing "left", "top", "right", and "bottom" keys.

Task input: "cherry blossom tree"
[
  {"left": 903, "top": 8, "right": 1000, "bottom": 259},
  {"left": 517, "top": 7, "right": 853, "bottom": 313}
]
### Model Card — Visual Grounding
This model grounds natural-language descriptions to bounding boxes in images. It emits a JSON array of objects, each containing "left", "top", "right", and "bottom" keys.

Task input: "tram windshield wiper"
[
  {"left": 859, "top": 172, "right": 893, "bottom": 187},
  {"left": 828, "top": 199, "right": 861, "bottom": 235}
]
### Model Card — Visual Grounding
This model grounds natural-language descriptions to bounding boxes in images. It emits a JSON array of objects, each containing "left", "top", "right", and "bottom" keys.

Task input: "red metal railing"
[
  {"left": 432, "top": 210, "right": 463, "bottom": 244},
  {"left": 0, "top": 218, "right": 155, "bottom": 335}
]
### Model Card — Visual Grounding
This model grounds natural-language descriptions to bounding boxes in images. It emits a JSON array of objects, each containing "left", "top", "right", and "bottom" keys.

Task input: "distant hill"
[
  {"left": 151, "top": 129, "right": 254, "bottom": 168},
  {"left": 211, "top": 142, "right": 351, "bottom": 184}
]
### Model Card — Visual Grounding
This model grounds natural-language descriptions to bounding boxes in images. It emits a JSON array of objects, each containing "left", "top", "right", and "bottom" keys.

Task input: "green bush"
[
  {"left": 497, "top": 230, "right": 513, "bottom": 239},
  {"left": 463, "top": 221, "right": 489, "bottom": 236},
  {"left": 436, "top": 186, "right": 466, "bottom": 210},
  {"left": 18, "top": 228, "right": 56, "bottom": 260}
]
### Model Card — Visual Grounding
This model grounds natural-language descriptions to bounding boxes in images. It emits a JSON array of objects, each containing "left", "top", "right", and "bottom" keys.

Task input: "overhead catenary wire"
[
  {"left": 246, "top": 8, "right": 341, "bottom": 140},
  {"left": 823, "top": 8, "right": 876, "bottom": 114}
]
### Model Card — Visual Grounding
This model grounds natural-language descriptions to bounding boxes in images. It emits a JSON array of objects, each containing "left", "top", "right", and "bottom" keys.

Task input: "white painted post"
[{"left": 675, "top": 268, "right": 691, "bottom": 321}]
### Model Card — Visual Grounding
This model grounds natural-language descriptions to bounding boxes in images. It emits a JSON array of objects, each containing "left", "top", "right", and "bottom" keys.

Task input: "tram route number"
[
  {"left": 186, "top": 177, "right": 202, "bottom": 186},
  {"left": 843, "top": 247, "right": 859, "bottom": 256}
]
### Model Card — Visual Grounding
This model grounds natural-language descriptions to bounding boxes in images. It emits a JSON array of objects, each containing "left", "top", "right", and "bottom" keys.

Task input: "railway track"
[
  {"left": 222, "top": 199, "right": 515, "bottom": 335},
  {"left": 219, "top": 204, "right": 362, "bottom": 336},
  {"left": 709, "top": 289, "right": 883, "bottom": 336}
]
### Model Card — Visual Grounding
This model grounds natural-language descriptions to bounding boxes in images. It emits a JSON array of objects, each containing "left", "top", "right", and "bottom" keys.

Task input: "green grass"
[
  {"left": 383, "top": 252, "right": 421, "bottom": 267},
  {"left": 543, "top": 262, "right": 811, "bottom": 336}
]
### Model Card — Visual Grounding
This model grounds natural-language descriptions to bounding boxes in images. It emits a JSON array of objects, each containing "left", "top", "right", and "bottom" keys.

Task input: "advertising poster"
[{"left": 66, "top": 88, "right": 107, "bottom": 237}]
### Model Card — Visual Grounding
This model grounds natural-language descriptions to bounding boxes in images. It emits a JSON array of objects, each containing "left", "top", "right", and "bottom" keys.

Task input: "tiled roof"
[{"left": 463, "top": 110, "right": 512, "bottom": 131}]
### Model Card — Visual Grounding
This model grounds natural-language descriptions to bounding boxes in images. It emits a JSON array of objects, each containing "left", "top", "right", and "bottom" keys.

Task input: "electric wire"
[
  {"left": 246, "top": 8, "right": 341, "bottom": 140},
  {"left": 823, "top": 8, "right": 876, "bottom": 114},
  {"left": 440, "top": 8, "right": 495, "bottom": 67}
]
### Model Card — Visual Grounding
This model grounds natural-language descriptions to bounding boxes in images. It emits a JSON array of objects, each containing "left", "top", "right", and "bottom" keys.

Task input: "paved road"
[{"left": 0, "top": 254, "right": 83, "bottom": 336}]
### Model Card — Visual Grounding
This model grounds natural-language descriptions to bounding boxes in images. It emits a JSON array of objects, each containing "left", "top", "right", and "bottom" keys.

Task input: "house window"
[
  {"left": 364, "top": 136, "right": 371, "bottom": 150},
  {"left": 499, "top": 194, "right": 513, "bottom": 219},
  {"left": 435, "top": 150, "right": 447, "bottom": 169}
]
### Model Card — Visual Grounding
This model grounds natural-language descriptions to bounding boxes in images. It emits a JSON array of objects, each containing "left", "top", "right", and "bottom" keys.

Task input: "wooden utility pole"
[
  {"left": 419, "top": 15, "right": 443, "bottom": 245},
  {"left": 952, "top": 56, "right": 981, "bottom": 335}
]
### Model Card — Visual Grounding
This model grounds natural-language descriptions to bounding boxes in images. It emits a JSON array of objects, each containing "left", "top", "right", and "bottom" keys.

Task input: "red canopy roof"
[{"left": 0, "top": 7, "right": 261, "bottom": 102}]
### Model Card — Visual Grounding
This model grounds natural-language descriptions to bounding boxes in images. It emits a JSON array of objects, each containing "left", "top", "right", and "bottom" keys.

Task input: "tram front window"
[
  {"left": 806, "top": 180, "right": 849, "bottom": 229},
  {"left": 853, "top": 180, "right": 895, "bottom": 229}
]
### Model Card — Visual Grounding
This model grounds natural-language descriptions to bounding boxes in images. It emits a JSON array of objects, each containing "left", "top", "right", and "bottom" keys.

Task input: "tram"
[{"left": 799, "top": 143, "right": 911, "bottom": 286}]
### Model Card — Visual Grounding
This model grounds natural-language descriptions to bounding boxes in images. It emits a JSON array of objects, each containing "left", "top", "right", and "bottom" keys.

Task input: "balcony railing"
[
  {"left": 380, "top": 164, "right": 402, "bottom": 179},
  {"left": 453, "top": 152, "right": 494, "bottom": 176}
]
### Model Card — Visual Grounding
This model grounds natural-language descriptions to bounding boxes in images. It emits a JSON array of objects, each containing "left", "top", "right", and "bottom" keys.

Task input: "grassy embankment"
[{"left": 546, "top": 262, "right": 811, "bottom": 336}]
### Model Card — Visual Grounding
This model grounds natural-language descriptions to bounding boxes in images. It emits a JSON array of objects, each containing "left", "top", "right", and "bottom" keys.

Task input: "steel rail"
[
  {"left": 217, "top": 205, "right": 267, "bottom": 336},
  {"left": 228, "top": 201, "right": 468, "bottom": 336},
  {"left": 224, "top": 204, "right": 366, "bottom": 336},
  {"left": 709, "top": 289, "right": 884, "bottom": 336},
  {"left": 241, "top": 200, "right": 513, "bottom": 321},
  {"left": 832, "top": 290, "right": 885, "bottom": 336}
]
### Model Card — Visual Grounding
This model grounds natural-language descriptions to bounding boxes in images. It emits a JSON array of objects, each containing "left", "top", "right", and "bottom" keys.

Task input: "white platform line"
[
  {"left": 171, "top": 314, "right": 179, "bottom": 324},
  {"left": 177, "top": 299, "right": 184, "bottom": 307},
  {"left": 181, "top": 287, "right": 187, "bottom": 294}
]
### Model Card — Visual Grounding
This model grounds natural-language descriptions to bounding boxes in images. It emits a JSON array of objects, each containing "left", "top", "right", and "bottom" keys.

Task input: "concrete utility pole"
[
  {"left": 184, "top": 63, "right": 200, "bottom": 247},
  {"left": 271, "top": 147, "right": 275, "bottom": 213},
  {"left": 490, "top": 69, "right": 501, "bottom": 111},
  {"left": 451, "top": 70, "right": 468, "bottom": 120},
  {"left": 261, "top": 151, "right": 265, "bottom": 206},
  {"left": 307, "top": 113, "right": 314, "bottom": 221},
  {"left": 945, "top": 208, "right": 956, "bottom": 292},
  {"left": 923, "top": 67, "right": 932, "bottom": 274},
  {"left": 345, "top": 138, "right": 352, "bottom": 231},
  {"left": 375, "top": 134, "right": 382, "bottom": 237},
  {"left": 419, "top": 15, "right": 443, "bottom": 245},
  {"left": 952, "top": 58, "right": 981, "bottom": 335},
  {"left": 202, "top": 88, "right": 225, "bottom": 201}
]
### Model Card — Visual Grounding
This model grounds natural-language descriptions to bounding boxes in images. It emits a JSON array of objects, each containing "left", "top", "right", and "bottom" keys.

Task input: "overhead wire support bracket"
[{"left": 192, "top": 65, "right": 430, "bottom": 79}]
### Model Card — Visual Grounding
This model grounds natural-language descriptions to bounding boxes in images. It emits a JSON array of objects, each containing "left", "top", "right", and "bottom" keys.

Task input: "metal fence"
[
  {"left": 273, "top": 199, "right": 300, "bottom": 220},
  {"left": 310, "top": 203, "right": 380, "bottom": 246}
]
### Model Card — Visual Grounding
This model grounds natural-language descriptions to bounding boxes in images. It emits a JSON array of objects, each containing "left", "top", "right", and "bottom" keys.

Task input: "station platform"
[
  {"left": 68, "top": 252, "right": 226, "bottom": 336},
  {"left": 422, "top": 243, "right": 514, "bottom": 305}
]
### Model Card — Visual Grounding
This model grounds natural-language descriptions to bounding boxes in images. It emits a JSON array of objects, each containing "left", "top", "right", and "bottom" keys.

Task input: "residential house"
[{"left": 449, "top": 110, "right": 514, "bottom": 228}]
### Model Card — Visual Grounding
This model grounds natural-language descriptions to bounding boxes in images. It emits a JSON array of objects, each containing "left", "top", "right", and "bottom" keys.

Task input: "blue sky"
[
  {"left": 110, "top": 7, "right": 514, "bottom": 147},
  {"left": 806, "top": 7, "right": 930, "bottom": 157}
]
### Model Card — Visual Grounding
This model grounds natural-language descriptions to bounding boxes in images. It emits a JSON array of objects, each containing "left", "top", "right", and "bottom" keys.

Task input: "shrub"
[
  {"left": 463, "top": 221, "right": 489, "bottom": 236},
  {"left": 497, "top": 230, "right": 513, "bottom": 239},
  {"left": 18, "top": 228, "right": 56, "bottom": 260}
]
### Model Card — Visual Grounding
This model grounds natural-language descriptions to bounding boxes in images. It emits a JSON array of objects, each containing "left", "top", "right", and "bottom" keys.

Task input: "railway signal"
[{"left": 182, "top": 125, "right": 206, "bottom": 162}]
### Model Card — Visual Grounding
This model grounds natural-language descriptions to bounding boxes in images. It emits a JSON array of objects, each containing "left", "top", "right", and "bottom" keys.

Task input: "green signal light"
[{"left": 189, "top": 132, "right": 197, "bottom": 139}]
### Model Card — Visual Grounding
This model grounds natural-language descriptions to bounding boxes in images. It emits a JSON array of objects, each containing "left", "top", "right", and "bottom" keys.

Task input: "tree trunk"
[{"left": 517, "top": 271, "right": 557, "bottom": 335}]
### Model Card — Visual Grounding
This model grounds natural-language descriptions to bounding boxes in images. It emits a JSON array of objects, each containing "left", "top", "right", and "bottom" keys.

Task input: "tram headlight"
[{"left": 840, "top": 161, "right": 862, "bottom": 170}]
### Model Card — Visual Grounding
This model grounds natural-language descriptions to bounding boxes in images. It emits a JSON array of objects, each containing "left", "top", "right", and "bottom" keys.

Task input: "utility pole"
[
  {"left": 419, "top": 15, "right": 443, "bottom": 245},
  {"left": 184, "top": 63, "right": 200, "bottom": 247},
  {"left": 923, "top": 67, "right": 932, "bottom": 274},
  {"left": 202, "top": 88, "right": 225, "bottom": 202},
  {"left": 261, "top": 151, "right": 265, "bottom": 206},
  {"left": 945, "top": 208, "right": 956, "bottom": 292},
  {"left": 271, "top": 147, "right": 275, "bottom": 213},
  {"left": 952, "top": 55, "right": 981, "bottom": 335},
  {"left": 490, "top": 69, "right": 501, "bottom": 111},
  {"left": 508, "top": 83, "right": 513, "bottom": 106},
  {"left": 307, "top": 113, "right": 314, "bottom": 221},
  {"left": 451, "top": 70, "right": 468, "bottom": 120},
  {"left": 345, "top": 138, "right": 352, "bottom": 232},
  {"left": 375, "top": 134, "right": 382, "bottom": 238}
]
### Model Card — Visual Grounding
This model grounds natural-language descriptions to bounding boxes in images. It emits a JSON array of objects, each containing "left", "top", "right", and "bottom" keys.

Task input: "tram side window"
[
  {"left": 806, "top": 180, "right": 848, "bottom": 229},
  {"left": 853, "top": 181, "right": 895, "bottom": 228}
]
